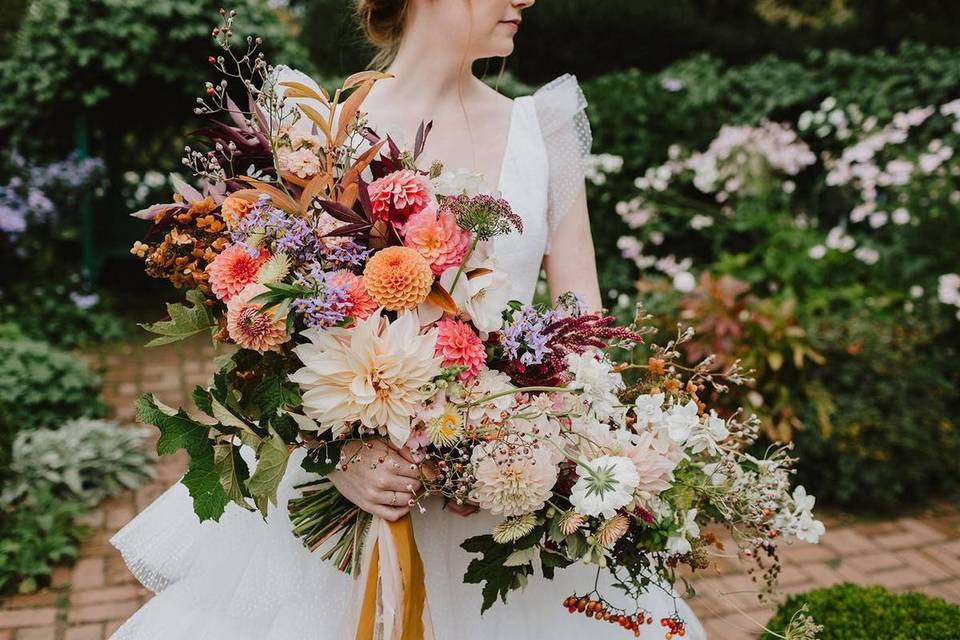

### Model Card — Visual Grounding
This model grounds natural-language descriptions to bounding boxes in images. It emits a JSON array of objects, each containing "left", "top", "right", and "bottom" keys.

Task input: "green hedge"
[
  {"left": 0, "top": 329, "right": 105, "bottom": 469},
  {"left": 762, "top": 583, "right": 960, "bottom": 640}
]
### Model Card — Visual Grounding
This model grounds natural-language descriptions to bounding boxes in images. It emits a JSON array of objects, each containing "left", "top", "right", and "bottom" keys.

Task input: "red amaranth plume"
[{"left": 495, "top": 313, "right": 643, "bottom": 387}]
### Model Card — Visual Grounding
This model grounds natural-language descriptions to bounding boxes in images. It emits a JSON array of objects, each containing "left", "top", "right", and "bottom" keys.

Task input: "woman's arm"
[{"left": 542, "top": 180, "right": 603, "bottom": 312}]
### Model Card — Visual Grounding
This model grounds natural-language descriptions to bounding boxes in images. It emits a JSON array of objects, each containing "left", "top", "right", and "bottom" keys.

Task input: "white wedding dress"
[{"left": 110, "top": 74, "right": 706, "bottom": 640}]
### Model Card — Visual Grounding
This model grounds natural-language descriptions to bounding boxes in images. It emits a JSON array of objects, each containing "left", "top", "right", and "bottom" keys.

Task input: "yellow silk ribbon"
[{"left": 355, "top": 514, "right": 427, "bottom": 640}]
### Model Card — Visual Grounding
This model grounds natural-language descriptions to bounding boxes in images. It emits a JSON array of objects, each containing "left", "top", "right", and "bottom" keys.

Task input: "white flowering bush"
[{"left": 605, "top": 91, "right": 960, "bottom": 511}]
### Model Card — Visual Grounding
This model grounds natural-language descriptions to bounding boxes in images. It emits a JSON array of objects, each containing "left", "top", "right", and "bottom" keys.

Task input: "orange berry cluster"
[
  {"left": 659, "top": 615, "right": 687, "bottom": 638},
  {"left": 561, "top": 595, "right": 652, "bottom": 637}
]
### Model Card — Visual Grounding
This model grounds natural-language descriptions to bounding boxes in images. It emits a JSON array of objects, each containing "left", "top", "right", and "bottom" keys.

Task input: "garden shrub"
[
  {"left": 0, "top": 335, "right": 105, "bottom": 469},
  {"left": 793, "top": 313, "right": 960, "bottom": 511},
  {"left": 0, "top": 487, "right": 88, "bottom": 594},
  {"left": 2, "top": 418, "right": 153, "bottom": 507},
  {"left": 761, "top": 583, "right": 960, "bottom": 640}
]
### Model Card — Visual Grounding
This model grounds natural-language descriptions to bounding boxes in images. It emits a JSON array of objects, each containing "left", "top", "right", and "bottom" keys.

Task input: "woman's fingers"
[
  {"left": 375, "top": 472, "right": 421, "bottom": 494},
  {"left": 368, "top": 504, "right": 411, "bottom": 522},
  {"left": 370, "top": 489, "right": 414, "bottom": 508}
]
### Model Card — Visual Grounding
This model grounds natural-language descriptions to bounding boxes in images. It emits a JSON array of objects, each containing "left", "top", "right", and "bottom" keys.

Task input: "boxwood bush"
[{"left": 762, "top": 583, "right": 960, "bottom": 640}]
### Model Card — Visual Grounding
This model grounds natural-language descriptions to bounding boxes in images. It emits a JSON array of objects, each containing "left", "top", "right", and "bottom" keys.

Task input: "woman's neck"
[{"left": 379, "top": 25, "right": 483, "bottom": 110}]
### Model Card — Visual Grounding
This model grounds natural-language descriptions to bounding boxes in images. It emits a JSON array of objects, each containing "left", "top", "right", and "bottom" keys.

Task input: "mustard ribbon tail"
[{"left": 355, "top": 514, "right": 428, "bottom": 640}]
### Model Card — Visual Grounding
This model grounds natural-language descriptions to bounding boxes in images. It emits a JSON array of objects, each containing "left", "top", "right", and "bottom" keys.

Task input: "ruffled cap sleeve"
[{"left": 532, "top": 73, "right": 593, "bottom": 233}]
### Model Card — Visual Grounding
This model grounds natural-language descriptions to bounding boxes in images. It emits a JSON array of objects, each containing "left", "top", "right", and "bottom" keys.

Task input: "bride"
[{"left": 110, "top": 1, "right": 707, "bottom": 638}]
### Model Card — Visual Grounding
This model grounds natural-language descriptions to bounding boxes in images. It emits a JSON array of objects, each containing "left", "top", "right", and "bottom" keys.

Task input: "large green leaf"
[
  {"left": 181, "top": 446, "right": 230, "bottom": 522},
  {"left": 214, "top": 443, "right": 252, "bottom": 511},
  {"left": 251, "top": 372, "right": 302, "bottom": 418},
  {"left": 247, "top": 429, "right": 291, "bottom": 516},
  {"left": 136, "top": 394, "right": 209, "bottom": 457},
  {"left": 139, "top": 289, "right": 215, "bottom": 347}
]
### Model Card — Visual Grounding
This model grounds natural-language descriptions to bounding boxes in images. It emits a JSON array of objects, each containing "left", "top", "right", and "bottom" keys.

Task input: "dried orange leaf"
[
  {"left": 341, "top": 70, "right": 393, "bottom": 91},
  {"left": 278, "top": 81, "right": 330, "bottom": 105},
  {"left": 426, "top": 282, "right": 459, "bottom": 316},
  {"left": 236, "top": 177, "right": 298, "bottom": 214},
  {"left": 297, "top": 103, "right": 333, "bottom": 143},
  {"left": 335, "top": 81, "right": 374, "bottom": 147}
]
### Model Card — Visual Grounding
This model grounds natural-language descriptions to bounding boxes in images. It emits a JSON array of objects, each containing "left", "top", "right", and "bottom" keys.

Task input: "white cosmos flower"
[
  {"left": 664, "top": 399, "right": 700, "bottom": 444},
  {"left": 566, "top": 352, "right": 624, "bottom": 421},
  {"left": 569, "top": 455, "right": 640, "bottom": 519},
  {"left": 289, "top": 310, "right": 442, "bottom": 448},
  {"left": 666, "top": 508, "right": 700, "bottom": 555},
  {"left": 634, "top": 392, "right": 666, "bottom": 429},
  {"left": 687, "top": 410, "right": 730, "bottom": 456}
]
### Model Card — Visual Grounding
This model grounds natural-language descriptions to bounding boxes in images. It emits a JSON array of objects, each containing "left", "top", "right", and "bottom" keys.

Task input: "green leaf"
[
  {"left": 192, "top": 386, "right": 213, "bottom": 416},
  {"left": 182, "top": 447, "right": 230, "bottom": 521},
  {"left": 461, "top": 534, "right": 533, "bottom": 613},
  {"left": 136, "top": 394, "right": 209, "bottom": 457},
  {"left": 247, "top": 429, "right": 291, "bottom": 516},
  {"left": 214, "top": 443, "right": 253, "bottom": 510},
  {"left": 139, "top": 289, "right": 215, "bottom": 347},
  {"left": 251, "top": 372, "right": 302, "bottom": 417}
]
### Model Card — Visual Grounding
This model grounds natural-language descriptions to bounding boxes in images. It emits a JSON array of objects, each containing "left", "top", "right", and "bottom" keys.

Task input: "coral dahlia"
[
  {"left": 434, "top": 318, "right": 486, "bottom": 380},
  {"left": 402, "top": 204, "right": 472, "bottom": 276},
  {"left": 225, "top": 283, "right": 288, "bottom": 352},
  {"left": 329, "top": 270, "right": 378, "bottom": 321},
  {"left": 220, "top": 195, "right": 255, "bottom": 229},
  {"left": 368, "top": 169, "right": 431, "bottom": 225},
  {"left": 207, "top": 244, "right": 270, "bottom": 301}
]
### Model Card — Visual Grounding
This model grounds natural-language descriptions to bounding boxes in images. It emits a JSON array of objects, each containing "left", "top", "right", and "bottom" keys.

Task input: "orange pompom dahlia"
[
  {"left": 362, "top": 246, "right": 433, "bottom": 311},
  {"left": 220, "top": 195, "right": 255, "bottom": 229}
]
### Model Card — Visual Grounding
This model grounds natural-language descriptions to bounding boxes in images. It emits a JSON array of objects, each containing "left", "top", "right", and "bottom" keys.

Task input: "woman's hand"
[{"left": 328, "top": 439, "right": 422, "bottom": 522}]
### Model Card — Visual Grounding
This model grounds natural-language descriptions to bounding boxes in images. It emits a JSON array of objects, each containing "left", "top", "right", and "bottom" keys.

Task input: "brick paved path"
[{"left": 1, "top": 337, "right": 958, "bottom": 640}]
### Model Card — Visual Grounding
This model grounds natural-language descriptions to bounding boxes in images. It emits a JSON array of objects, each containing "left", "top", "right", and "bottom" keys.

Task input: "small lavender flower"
[
  {"left": 292, "top": 272, "right": 352, "bottom": 330},
  {"left": 230, "top": 200, "right": 323, "bottom": 267},
  {"left": 323, "top": 239, "right": 373, "bottom": 270},
  {"left": 501, "top": 305, "right": 561, "bottom": 366}
]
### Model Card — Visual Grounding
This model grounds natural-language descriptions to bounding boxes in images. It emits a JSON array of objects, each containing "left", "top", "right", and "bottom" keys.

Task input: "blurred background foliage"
[{"left": 0, "top": 0, "right": 958, "bottom": 522}]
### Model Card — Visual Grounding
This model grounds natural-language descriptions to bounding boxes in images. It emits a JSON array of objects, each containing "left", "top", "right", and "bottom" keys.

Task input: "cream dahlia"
[
  {"left": 207, "top": 244, "right": 270, "bottom": 301},
  {"left": 402, "top": 204, "right": 472, "bottom": 276},
  {"left": 434, "top": 318, "right": 486, "bottom": 380},
  {"left": 368, "top": 169, "right": 432, "bottom": 224},
  {"left": 363, "top": 246, "right": 433, "bottom": 311},
  {"left": 470, "top": 437, "right": 557, "bottom": 517},
  {"left": 225, "top": 283, "right": 289, "bottom": 352},
  {"left": 289, "top": 310, "right": 442, "bottom": 447}
]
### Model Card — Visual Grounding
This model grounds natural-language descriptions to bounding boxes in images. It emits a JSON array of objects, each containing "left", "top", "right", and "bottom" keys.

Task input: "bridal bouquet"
[{"left": 131, "top": 10, "right": 823, "bottom": 638}]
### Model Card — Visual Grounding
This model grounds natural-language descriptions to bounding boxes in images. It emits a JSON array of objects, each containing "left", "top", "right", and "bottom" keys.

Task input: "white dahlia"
[
  {"left": 289, "top": 310, "right": 442, "bottom": 447},
  {"left": 569, "top": 455, "right": 640, "bottom": 519},
  {"left": 470, "top": 437, "right": 558, "bottom": 517}
]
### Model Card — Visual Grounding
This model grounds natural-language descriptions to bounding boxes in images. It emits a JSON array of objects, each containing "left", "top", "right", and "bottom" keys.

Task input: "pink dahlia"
[
  {"left": 368, "top": 169, "right": 432, "bottom": 225},
  {"left": 207, "top": 244, "right": 269, "bottom": 301},
  {"left": 225, "top": 283, "right": 288, "bottom": 352},
  {"left": 435, "top": 318, "right": 486, "bottom": 380},
  {"left": 402, "top": 203, "right": 472, "bottom": 276},
  {"left": 329, "top": 270, "right": 378, "bottom": 321}
]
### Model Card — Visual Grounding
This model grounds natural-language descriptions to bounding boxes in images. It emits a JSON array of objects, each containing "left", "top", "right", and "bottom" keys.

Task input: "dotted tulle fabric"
[
  {"left": 531, "top": 73, "right": 593, "bottom": 252},
  {"left": 108, "top": 73, "right": 705, "bottom": 640}
]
